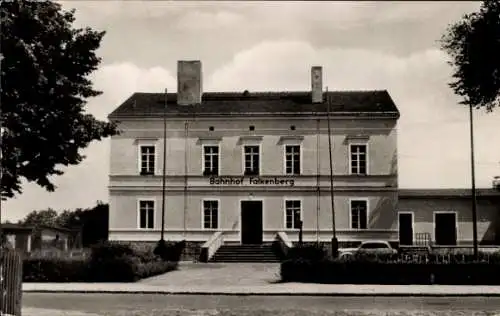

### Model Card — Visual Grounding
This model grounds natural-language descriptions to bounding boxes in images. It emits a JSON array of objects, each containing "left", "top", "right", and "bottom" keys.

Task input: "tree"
[
  {"left": 19, "top": 201, "right": 109, "bottom": 246},
  {"left": 20, "top": 208, "right": 58, "bottom": 227},
  {"left": 440, "top": 0, "right": 500, "bottom": 112},
  {"left": 0, "top": 1, "right": 118, "bottom": 199}
]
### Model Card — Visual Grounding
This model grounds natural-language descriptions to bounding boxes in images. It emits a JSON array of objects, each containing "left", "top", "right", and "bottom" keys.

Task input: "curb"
[{"left": 22, "top": 290, "right": 500, "bottom": 297}]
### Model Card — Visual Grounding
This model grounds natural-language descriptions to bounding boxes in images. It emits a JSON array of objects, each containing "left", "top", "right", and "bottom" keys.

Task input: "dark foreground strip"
[{"left": 21, "top": 290, "right": 500, "bottom": 297}]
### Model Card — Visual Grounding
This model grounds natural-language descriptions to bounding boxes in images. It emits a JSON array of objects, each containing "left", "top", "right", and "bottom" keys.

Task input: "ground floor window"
[
  {"left": 138, "top": 200, "right": 155, "bottom": 229},
  {"left": 350, "top": 200, "right": 368, "bottom": 229},
  {"left": 203, "top": 200, "right": 219, "bottom": 229},
  {"left": 285, "top": 200, "right": 301, "bottom": 229}
]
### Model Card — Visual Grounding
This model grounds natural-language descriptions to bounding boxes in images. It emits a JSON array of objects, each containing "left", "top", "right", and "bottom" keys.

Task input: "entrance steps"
[{"left": 210, "top": 244, "right": 281, "bottom": 263}]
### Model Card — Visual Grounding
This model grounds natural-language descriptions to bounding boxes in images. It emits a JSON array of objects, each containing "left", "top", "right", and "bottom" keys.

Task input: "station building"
[{"left": 107, "top": 60, "right": 500, "bottom": 252}]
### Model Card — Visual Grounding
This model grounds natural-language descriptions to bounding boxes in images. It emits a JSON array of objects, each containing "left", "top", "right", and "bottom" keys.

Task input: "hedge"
[
  {"left": 281, "top": 256, "right": 500, "bottom": 285},
  {"left": 23, "top": 240, "right": 184, "bottom": 282}
]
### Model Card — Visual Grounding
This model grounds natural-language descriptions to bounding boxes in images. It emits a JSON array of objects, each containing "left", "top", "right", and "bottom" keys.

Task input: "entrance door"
[
  {"left": 434, "top": 213, "right": 457, "bottom": 246},
  {"left": 398, "top": 213, "right": 414, "bottom": 246},
  {"left": 240, "top": 201, "right": 263, "bottom": 244}
]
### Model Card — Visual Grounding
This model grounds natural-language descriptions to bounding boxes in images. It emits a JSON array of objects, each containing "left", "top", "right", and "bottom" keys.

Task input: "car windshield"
[{"left": 360, "top": 242, "right": 389, "bottom": 249}]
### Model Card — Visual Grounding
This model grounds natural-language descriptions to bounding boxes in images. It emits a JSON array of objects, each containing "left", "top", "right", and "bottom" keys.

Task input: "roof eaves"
[{"left": 109, "top": 111, "right": 400, "bottom": 120}]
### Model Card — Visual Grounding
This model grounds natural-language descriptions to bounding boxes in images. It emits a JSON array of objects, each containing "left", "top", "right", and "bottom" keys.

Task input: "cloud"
[{"left": 87, "top": 63, "right": 176, "bottom": 120}]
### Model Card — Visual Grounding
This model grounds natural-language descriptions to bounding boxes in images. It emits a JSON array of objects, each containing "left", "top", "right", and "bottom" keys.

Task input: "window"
[
  {"left": 203, "top": 200, "right": 219, "bottom": 229},
  {"left": 244, "top": 145, "right": 260, "bottom": 175},
  {"left": 350, "top": 144, "right": 367, "bottom": 175},
  {"left": 285, "top": 200, "right": 301, "bottom": 229},
  {"left": 203, "top": 146, "right": 219, "bottom": 176},
  {"left": 351, "top": 200, "right": 368, "bottom": 229},
  {"left": 138, "top": 200, "right": 155, "bottom": 229},
  {"left": 285, "top": 145, "right": 301, "bottom": 175},
  {"left": 140, "top": 145, "right": 155, "bottom": 175}
]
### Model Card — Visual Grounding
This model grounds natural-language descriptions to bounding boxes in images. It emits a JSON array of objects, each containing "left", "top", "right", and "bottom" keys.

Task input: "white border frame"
[
  {"left": 348, "top": 142, "right": 369, "bottom": 176},
  {"left": 239, "top": 198, "right": 264, "bottom": 244},
  {"left": 201, "top": 198, "right": 221, "bottom": 230},
  {"left": 348, "top": 198, "right": 370, "bottom": 230},
  {"left": 201, "top": 144, "right": 221, "bottom": 176},
  {"left": 283, "top": 197, "right": 303, "bottom": 230},
  {"left": 137, "top": 140, "right": 159, "bottom": 175},
  {"left": 433, "top": 211, "right": 458, "bottom": 246},
  {"left": 241, "top": 144, "right": 262, "bottom": 176},
  {"left": 137, "top": 198, "right": 156, "bottom": 230},
  {"left": 398, "top": 211, "right": 415, "bottom": 246},
  {"left": 283, "top": 144, "right": 303, "bottom": 176}
]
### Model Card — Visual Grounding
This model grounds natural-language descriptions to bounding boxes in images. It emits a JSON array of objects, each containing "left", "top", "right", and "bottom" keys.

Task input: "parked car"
[{"left": 338, "top": 240, "right": 397, "bottom": 259}]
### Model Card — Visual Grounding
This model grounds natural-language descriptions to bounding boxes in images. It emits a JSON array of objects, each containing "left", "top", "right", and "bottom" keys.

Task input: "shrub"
[
  {"left": 154, "top": 240, "right": 186, "bottom": 262},
  {"left": 90, "top": 241, "right": 135, "bottom": 260},
  {"left": 135, "top": 261, "right": 178, "bottom": 280},
  {"left": 286, "top": 245, "right": 326, "bottom": 261},
  {"left": 23, "top": 240, "right": 183, "bottom": 282},
  {"left": 280, "top": 258, "right": 500, "bottom": 285},
  {"left": 23, "top": 257, "right": 89, "bottom": 282},
  {"left": 87, "top": 254, "right": 140, "bottom": 282}
]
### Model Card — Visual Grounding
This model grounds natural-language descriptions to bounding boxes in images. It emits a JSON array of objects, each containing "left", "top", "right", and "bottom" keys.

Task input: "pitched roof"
[
  {"left": 398, "top": 188, "right": 500, "bottom": 199},
  {"left": 1, "top": 223, "right": 34, "bottom": 232},
  {"left": 108, "top": 91, "right": 400, "bottom": 119}
]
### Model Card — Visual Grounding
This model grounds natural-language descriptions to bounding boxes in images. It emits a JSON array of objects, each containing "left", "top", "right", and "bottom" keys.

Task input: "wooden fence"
[{"left": 0, "top": 248, "right": 23, "bottom": 316}]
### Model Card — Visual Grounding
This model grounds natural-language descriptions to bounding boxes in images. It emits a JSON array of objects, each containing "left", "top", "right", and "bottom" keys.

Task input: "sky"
[{"left": 3, "top": 1, "right": 500, "bottom": 222}]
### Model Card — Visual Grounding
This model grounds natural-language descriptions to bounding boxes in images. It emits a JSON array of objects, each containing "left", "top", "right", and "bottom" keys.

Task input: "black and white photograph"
[{"left": 1, "top": 1, "right": 500, "bottom": 315}]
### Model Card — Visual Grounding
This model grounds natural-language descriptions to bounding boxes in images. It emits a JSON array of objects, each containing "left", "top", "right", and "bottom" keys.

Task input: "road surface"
[{"left": 21, "top": 293, "right": 500, "bottom": 316}]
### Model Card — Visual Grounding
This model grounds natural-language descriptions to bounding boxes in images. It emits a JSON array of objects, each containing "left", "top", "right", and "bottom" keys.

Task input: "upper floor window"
[
  {"left": 350, "top": 200, "right": 368, "bottom": 230},
  {"left": 285, "top": 145, "right": 301, "bottom": 175},
  {"left": 203, "top": 200, "right": 219, "bottom": 229},
  {"left": 285, "top": 200, "right": 302, "bottom": 229},
  {"left": 203, "top": 145, "right": 219, "bottom": 176},
  {"left": 350, "top": 144, "right": 367, "bottom": 175},
  {"left": 138, "top": 200, "right": 155, "bottom": 229},
  {"left": 140, "top": 145, "right": 155, "bottom": 175},
  {"left": 244, "top": 145, "right": 260, "bottom": 175}
]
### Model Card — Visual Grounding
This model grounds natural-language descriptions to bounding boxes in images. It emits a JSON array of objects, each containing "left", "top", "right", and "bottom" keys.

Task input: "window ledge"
[
  {"left": 197, "top": 137, "right": 222, "bottom": 145},
  {"left": 239, "top": 135, "right": 263, "bottom": 141},
  {"left": 346, "top": 135, "right": 370, "bottom": 141},
  {"left": 280, "top": 135, "right": 304, "bottom": 142}
]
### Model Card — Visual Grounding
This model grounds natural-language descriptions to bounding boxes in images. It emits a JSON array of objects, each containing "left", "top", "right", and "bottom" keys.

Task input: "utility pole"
[
  {"left": 160, "top": 89, "right": 168, "bottom": 242},
  {"left": 326, "top": 87, "right": 338, "bottom": 258},
  {"left": 469, "top": 101, "right": 478, "bottom": 260}
]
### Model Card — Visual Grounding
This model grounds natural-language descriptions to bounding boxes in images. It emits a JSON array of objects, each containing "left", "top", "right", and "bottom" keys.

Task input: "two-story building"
[{"left": 107, "top": 60, "right": 401, "bottom": 254}]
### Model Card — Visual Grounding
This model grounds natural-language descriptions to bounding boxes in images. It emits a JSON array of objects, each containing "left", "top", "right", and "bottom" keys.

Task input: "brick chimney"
[
  {"left": 177, "top": 60, "right": 202, "bottom": 105},
  {"left": 311, "top": 66, "right": 323, "bottom": 103}
]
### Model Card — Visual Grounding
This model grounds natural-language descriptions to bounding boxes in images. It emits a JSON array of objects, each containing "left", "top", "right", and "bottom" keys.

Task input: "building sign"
[{"left": 209, "top": 176, "right": 295, "bottom": 187}]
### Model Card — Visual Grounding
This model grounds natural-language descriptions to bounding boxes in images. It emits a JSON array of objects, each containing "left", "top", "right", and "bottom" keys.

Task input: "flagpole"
[{"left": 326, "top": 87, "right": 338, "bottom": 257}]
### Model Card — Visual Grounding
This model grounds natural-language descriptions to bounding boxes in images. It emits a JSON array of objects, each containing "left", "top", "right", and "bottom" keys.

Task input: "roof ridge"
[{"left": 132, "top": 90, "right": 388, "bottom": 95}]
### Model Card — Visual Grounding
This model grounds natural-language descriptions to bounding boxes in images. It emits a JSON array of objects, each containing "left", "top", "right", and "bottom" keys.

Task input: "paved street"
[
  {"left": 22, "top": 293, "right": 500, "bottom": 316},
  {"left": 139, "top": 262, "right": 280, "bottom": 286}
]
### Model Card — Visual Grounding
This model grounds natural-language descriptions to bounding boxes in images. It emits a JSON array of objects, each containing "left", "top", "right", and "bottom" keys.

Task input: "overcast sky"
[{"left": 3, "top": 1, "right": 500, "bottom": 222}]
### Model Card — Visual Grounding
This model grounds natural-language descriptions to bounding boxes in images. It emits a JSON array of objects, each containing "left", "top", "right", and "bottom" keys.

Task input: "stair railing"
[
  {"left": 273, "top": 232, "right": 293, "bottom": 259},
  {"left": 200, "top": 231, "right": 224, "bottom": 262}
]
